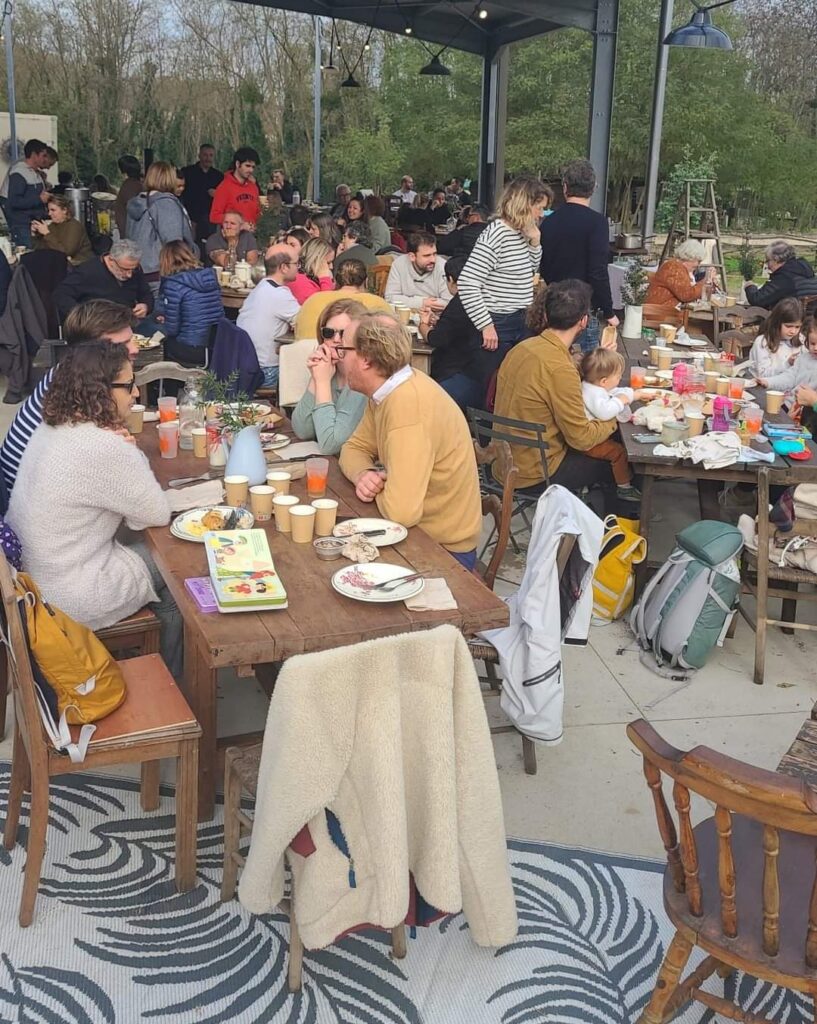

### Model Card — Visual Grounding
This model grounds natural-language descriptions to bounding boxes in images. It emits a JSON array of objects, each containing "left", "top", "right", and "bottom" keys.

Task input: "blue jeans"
[
  {"left": 576, "top": 313, "right": 602, "bottom": 355},
  {"left": 492, "top": 308, "right": 527, "bottom": 347},
  {"left": 130, "top": 541, "right": 183, "bottom": 680},
  {"left": 450, "top": 549, "right": 477, "bottom": 572},
  {"left": 261, "top": 365, "right": 279, "bottom": 388},
  {"left": 439, "top": 373, "right": 484, "bottom": 413}
]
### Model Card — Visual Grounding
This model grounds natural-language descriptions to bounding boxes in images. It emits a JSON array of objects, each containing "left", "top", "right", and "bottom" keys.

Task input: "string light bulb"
[
  {"left": 478, "top": 7, "right": 487, "bottom": 18},
  {"left": 404, "top": 26, "right": 412, "bottom": 34}
]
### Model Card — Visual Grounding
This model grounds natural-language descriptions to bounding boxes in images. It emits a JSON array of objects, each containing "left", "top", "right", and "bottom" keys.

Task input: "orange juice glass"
[
  {"left": 306, "top": 457, "right": 329, "bottom": 499},
  {"left": 158, "top": 396, "right": 178, "bottom": 423},
  {"left": 630, "top": 366, "right": 646, "bottom": 388},
  {"left": 728, "top": 379, "right": 745, "bottom": 401}
]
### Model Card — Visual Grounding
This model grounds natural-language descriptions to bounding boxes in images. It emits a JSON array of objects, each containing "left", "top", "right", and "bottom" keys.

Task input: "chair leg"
[
  {"left": 287, "top": 901, "right": 304, "bottom": 993},
  {"left": 0, "top": 648, "right": 8, "bottom": 740},
  {"left": 484, "top": 659, "right": 501, "bottom": 691},
  {"left": 391, "top": 924, "right": 407, "bottom": 960},
  {"left": 220, "top": 751, "right": 243, "bottom": 903},
  {"left": 19, "top": 773, "right": 50, "bottom": 927},
  {"left": 3, "top": 727, "right": 29, "bottom": 850},
  {"left": 174, "top": 740, "right": 198, "bottom": 893},
  {"left": 780, "top": 582, "right": 798, "bottom": 637},
  {"left": 638, "top": 931, "right": 693, "bottom": 1024},
  {"left": 140, "top": 760, "right": 161, "bottom": 812},
  {"left": 521, "top": 735, "right": 538, "bottom": 776}
]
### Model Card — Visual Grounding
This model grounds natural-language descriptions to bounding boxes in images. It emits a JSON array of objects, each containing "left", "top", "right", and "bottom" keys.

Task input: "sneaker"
[{"left": 617, "top": 484, "right": 642, "bottom": 501}]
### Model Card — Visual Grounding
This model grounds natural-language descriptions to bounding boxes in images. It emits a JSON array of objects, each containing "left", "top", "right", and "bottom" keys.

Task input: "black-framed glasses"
[
  {"left": 334, "top": 347, "right": 356, "bottom": 359},
  {"left": 111, "top": 377, "right": 137, "bottom": 390},
  {"left": 320, "top": 326, "right": 344, "bottom": 340}
]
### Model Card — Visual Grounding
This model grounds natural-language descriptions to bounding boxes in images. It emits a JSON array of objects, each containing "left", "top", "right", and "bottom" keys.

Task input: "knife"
[{"left": 168, "top": 471, "right": 221, "bottom": 488}]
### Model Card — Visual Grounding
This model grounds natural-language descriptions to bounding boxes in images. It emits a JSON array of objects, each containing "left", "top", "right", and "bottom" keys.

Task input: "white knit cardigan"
[
  {"left": 7, "top": 421, "right": 171, "bottom": 630},
  {"left": 238, "top": 625, "right": 518, "bottom": 950}
]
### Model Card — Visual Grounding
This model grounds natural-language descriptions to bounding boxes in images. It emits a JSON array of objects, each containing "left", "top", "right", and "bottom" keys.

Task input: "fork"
[{"left": 370, "top": 572, "right": 424, "bottom": 592}]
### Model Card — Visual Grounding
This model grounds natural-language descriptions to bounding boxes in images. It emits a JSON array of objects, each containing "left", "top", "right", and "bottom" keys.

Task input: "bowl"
[{"left": 313, "top": 537, "right": 345, "bottom": 561}]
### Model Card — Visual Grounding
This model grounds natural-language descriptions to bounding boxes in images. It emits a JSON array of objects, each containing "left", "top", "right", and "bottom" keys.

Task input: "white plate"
[
  {"left": 332, "top": 518, "right": 408, "bottom": 547},
  {"left": 656, "top": 370, "right": 674, "bottom": 381},
  {"left": 133, "top": 335, "right": 161, "bottom": 350},
  {"left": 171, "top": 506, "right": 254, "bottom": 542},
  {"left": 672, "top": 336, "right": 708, "bottom": 348},
  {"left": 331, "top": 562, "right": 424, "bottom": 603},
  {"left": 218, "top": 401, "right": 272, "bottom": 417},
  {"left": 260, "top": 432, "right": 290, "bottom": 451}
]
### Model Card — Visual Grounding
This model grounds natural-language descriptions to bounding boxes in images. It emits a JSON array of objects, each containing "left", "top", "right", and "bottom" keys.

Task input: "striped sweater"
[
  {"left": 0, "top": 367, "right": 54, "bottom": 493},
  {"left": 458, "top": 219, "right": 541, "bottom": 331}
]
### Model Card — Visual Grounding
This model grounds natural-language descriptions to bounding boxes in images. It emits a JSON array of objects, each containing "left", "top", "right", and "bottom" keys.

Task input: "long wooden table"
[{"left": 140, "top": 423, "right": 509, "bottom": 819}]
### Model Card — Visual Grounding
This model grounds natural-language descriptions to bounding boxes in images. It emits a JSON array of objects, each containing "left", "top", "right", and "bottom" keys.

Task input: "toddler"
[
  {"left": 748, "top": 297, "right": 801, "bottom": 379},
  {"left": 580, "top": 348, "right": 641, "bottom": 502}
]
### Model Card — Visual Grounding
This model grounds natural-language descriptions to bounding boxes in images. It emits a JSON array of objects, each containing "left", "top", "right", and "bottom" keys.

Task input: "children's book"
[{"left": 204, "top": 529, "right": 288, "bottom": 612}]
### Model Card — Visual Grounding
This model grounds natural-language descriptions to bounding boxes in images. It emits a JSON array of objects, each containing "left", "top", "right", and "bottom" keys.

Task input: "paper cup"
[
  {"left": 289, "top": 504, "right": 316, "bottom": 543},
  {"left": 649, "top": 344, "right": 663, "bottom": 364},
  {"left": 703, "top": 371, "right": 719, "bottom": 392},
  {"left": 657, "top": 349, "right": 672, "bottom": 371},
  {"left": 191, "top": 427, "right": 207, "bottom": 458},
  {"left": 224, "top": 475, "right": 249, "bottom": 507},
  {"left": 312, "top": 498, "right": 338, "bottom": 537},
  {"left": 686, "top": 413, "right": 705, "bottom": 437},
  {"left": 249, "top": 485, "right": 275, "bottom": 521},
  {"left": 716, "top": 377, "right": 730, "bottom": 397},
  {"left": 266, "top": 470, "right": 291, "bottom": 495},
  {"left": 273, "top": 494, "right": 299, "bottom": 532},
  {"left": 659, "top": 323, "right": 677, "bottom": 343},
  {"left": 766, "top": 390, "right": 784, "bottom": 414},
  {"left": 128, "top": 404, "right": 145, "bottom": 435},
  {"left": 704, "top": 353, "right": 719, "bottom": 372}
]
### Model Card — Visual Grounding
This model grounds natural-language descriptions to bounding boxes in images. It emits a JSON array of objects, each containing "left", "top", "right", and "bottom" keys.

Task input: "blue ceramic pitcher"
[{"left": 223, "top": 424, "right": 267, "bottom": 485}]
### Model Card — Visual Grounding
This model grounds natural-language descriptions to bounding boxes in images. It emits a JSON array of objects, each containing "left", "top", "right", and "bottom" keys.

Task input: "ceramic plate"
[
  {"left": 133, "top": 335, "right": 161, "bottom": 350},
  {"left": 332, "top": 518, "right": 408, "bottom": 547},
  {"left": 171, "top": 506, "right": 254, "bottom": 542},
  {"left": 260, "top": 432, "right": 290, "bottom": 451},
  {"left": 656, "top": 370, "right": 674, "bottom": 381},
  {"left": 219, "top": 402, "right": 272, "bottom": 417},
  {"left": 672, "top": 336, "right": 708, "bottom": 348},
  {"left": 331, "top": 562, "right": 424, "bottom": 603}
]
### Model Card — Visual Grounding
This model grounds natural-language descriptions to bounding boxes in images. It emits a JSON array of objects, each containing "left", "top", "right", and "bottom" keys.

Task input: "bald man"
[{"left": 237, "top": 243, "right": 301, "bottom": 387}]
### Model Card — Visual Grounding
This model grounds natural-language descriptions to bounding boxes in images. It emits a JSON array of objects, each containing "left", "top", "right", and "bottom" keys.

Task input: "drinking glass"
[{"left": 306, "top": 457, "right": 329, "bottom": 499}]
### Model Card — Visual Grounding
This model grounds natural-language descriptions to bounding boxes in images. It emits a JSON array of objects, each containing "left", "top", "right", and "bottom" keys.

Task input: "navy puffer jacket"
[{"left": 159, "top": 267, "right": 223, "bottom": 347}]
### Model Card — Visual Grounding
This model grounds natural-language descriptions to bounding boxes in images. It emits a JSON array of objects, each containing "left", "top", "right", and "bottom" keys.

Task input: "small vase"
[
  {"left": 224, "top": 424, "right": 267, "bottom": 485},
  {"left": 623, "top": 304, "right": 643, "bottom": 339}
]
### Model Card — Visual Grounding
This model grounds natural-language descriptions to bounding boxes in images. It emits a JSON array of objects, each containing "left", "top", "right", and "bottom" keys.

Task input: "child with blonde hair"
[{"left": 580, "top": 348, "right": 642, "bottom": 502}]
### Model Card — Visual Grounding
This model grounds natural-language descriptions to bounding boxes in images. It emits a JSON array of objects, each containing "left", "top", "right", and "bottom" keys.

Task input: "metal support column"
[
  {"left": 312, "top": 16, "right": 321, "bottom": 203},
  {"left": 587, "top": 0, "right": 619, "bottom": 214},
  {"left": 3, "top": 0, "right": 18, "bottom": 163},
  {"left": 477, "top": 44, "right": 508, "bottom": 208},
  {"left": 641, "top": 0, "right": 674, "bottom": 243}
]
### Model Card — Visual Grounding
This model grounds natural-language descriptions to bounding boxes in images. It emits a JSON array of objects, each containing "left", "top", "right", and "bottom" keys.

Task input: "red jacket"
[{"left": 209, "top": 173, "right": 261, "bottom": 228}]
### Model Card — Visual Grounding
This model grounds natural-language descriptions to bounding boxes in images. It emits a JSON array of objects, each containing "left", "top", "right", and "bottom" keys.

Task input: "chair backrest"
[
  {"left": 719, "top": 329, "right": 756, "bottom": 359},
  {"left": 642, "top": 303, "right": 689, "bottom": 330},
  {"left": 134, "top": 362, "right": 207, "bottom": 388},
  {"left": 628, "top": 718, "right": 817, "bottom": 965},
  {"left": 473, "top": 438, "right": 518, "bottom": 590},
  {"left": 376, "top": 254, "right": 395, "bottom": 266},
  {"left": 278, "top": 339, "right": 318, "bottom": 407},
  {"left": 467, "top": 407, "right": 549, "bottom": 486},
  {"left": 367, "top": 264, "right": 390, "bottom": 297},
  {"left": 800, "top": 293, "right": 817, "bottom": 319},
  {"left": 0, "top": 552, "right": 48, "bottom": 773}
]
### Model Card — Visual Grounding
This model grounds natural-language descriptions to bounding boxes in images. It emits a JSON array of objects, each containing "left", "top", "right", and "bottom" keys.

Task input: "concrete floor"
[{"left": 0, "top": 387, "right": 814, "bottom": 865}]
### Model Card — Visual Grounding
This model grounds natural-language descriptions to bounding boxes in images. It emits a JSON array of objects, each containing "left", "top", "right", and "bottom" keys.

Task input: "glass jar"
[{"left": 177, "top": 380, "right": 205, "bottom": 450}]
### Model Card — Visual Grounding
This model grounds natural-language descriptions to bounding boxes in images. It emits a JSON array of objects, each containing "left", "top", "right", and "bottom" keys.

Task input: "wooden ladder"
[{"left": 660, "top": 179, "right": 727, "bottom": 291}]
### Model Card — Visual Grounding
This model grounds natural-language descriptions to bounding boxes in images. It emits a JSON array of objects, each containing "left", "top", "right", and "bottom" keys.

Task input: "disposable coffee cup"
[
  {"left": 649, "top": 344, "right": 663, "bottom": 364},
  {"left": 249, "top": 485, "right": 275, "bottom": 521},
  {"left": 704, "top": 353, "right": 719, "bottom": 372},
  {"left": 703, "top": 371, "right": 719, "bottom": 392},
  {"left": 312, "top": 498, "right": 338, "bottom": 537},
  {"left": 224, "top": 475, "right": 249, "bottom": 507},
  {"left": 128, "top": 404, "right": 145, "bottom": 435},
  {"left": 289, "top": 504, "right": 316, "bottom": 543},
  {"left": 657, "top": 349, "right": 672, "bottom": 371},
  {"left": 393, "top": 305, "right": 411, "bottom": 325},
  {"left": 273, "top": 494, "right": 299, "bottom": 532},
  {"left": 266, "top": 470, "right": 291, "bottom": 495},
  {"left": 766, "top": 390, "right": 784, "bottom": 414},
  {"left": 191, "top": 427, "right": 207, "bottom": 458},
  {"left": 716, "top": 376, "right": 730, "bottom": 397},
  {"left": 686, "top": 412, "right": 705, "bottom": 437}
]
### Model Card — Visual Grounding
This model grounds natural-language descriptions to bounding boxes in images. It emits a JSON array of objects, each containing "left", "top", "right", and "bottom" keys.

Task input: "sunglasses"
[
  {"left": 320, "top": 326, "right": 344, "bottom": 340},
  {"left": 111, "top": 377, "right": 137, "bottom": 390}
]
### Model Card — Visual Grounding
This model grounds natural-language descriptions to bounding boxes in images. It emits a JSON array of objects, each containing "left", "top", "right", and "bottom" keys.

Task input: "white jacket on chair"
[
  {"left": 238, "top": 625, "right": 517, "bottom": 949},
  {"left": 479, "top": 485, "right": 604, "bottom": 745}
]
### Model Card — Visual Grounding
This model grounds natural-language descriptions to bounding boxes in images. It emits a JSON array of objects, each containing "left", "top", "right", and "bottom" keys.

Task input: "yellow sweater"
[
  {"left": 494, "top": 330, "right": 616, "bottom": 487},
  {"left": 295, "top": 289, "right": 393, "bottom": 339},
  {"left": 339, "top": 371, "right": 482, "bottom": 552}
]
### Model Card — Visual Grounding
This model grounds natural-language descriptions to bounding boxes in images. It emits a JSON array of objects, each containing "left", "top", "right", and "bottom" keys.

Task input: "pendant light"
[{"left": 664, "top": 0, "right": 735, "bottom": 50}]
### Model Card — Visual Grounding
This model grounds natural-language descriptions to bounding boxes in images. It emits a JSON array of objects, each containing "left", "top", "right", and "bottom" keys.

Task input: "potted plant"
[
  {"left": 199, "top": 371, "right": 269, "bottom": 484},
  {"left": 621, "top": 260, "right": 650, "bottom": 339}
]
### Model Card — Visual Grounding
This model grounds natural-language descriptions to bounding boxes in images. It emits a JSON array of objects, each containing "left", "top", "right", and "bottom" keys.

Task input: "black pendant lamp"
[
  {"left": 419, "top": 54, "right": 451, "bottom": 76},
  {"left": 664, "top": 0, "right": 734, "bottom": 50}
]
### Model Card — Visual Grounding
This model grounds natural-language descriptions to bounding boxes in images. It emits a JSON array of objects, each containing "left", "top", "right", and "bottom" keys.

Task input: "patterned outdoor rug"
[{"left": 0, "top": 764, "right": 809, "bottom": 1024}]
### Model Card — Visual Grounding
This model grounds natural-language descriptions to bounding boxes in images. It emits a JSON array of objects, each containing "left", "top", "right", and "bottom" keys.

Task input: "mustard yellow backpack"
[
  {"left": 592, "top": 516, "right": 647, "bottom": 622},
  {"left": 12, "top": 572, "right": 126, "bottom": 763}
]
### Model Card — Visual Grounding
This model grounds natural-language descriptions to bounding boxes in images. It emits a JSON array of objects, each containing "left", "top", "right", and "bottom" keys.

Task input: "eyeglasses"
[
  {"left": 111, "top": 377, "right": 137, "bottom": 390},
  {"left": 108, "top": 257, "right": 135, "bottom": 276},
  {"left": 320, "top": 326, "right": 344, "bottom": 340}
]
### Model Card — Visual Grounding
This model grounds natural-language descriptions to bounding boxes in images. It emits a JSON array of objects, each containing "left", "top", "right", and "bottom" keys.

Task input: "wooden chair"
[
  {"left": 641, "top": 304, "right": 689, "bottom": 331},
  {"left": 220, "top": 744, "right": 407, "bottom": 992},
  {"left": 367, "top": 263, "right": 390, "bottom": 298},
  {"left": 739, "top": 468, "right": 817, "bottom": 685},
  {"left": 467, "top": 438, "right": 538, "bottom": 775},
  {"left": 800, "top": 292, "right": 817, "bottom": 319},
  {"left": 719, "top": 327, "right": 757, "bottom": 360},
  {"left": 629, "top": 717, "right": 817, "bottom": 1024},
  {"left": 0, "top": 553, "right": 201, "bottom": 925},
  {"left": 134, "top": 362, "right": 207, "bottom": 396},
  {"left": 0, "top": 605, "right": 161, "bottom": 740}
]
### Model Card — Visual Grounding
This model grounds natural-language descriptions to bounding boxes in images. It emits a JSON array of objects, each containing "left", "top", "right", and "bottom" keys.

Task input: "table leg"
[
  {"left": 181, "top": 624, "right": 218, "bottom": 821},
  {"left": 635, "top": 473, "right": 655, "bottom": 597},
  {"left": 754, "top": 471, "right": 770, "bottom": 685},
  {"left": 697, "top": 478, "right": 723, "bottom": 522}
]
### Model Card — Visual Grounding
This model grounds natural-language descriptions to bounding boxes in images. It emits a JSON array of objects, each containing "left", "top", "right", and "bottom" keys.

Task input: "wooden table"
[
  {"left": 140, "top": 423, "right": 509, "bottom": 820},
  {"left": 220, "top": 287, "right": 250, "bottom": 311}
]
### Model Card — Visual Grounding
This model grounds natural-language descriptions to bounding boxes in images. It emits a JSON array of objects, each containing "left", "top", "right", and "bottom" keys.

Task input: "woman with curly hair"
[
  {"left": 289, "top": 237, "right": 335, "bottom": 305},
  {"left": 7, "top": 343, "right": 182, "bottom": 676}
]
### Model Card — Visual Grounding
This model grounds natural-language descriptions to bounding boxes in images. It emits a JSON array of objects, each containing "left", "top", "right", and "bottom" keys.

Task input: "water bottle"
[
  {"left": 178, "top": 379, "right": 205, "bottom": 450},
  {"left": 291, "top": 188, "right": 301, "bottom": 206}
]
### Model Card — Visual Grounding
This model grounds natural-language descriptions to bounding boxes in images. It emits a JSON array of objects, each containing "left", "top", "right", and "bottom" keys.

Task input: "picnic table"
[{"left": 140, "top": 421, "right": 509, "bottom": 820}]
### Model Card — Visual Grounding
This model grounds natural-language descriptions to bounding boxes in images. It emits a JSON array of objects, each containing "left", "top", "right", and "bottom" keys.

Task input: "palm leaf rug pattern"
[{"left": 0, "top": 764, "right": 810, "bottom": 1024}]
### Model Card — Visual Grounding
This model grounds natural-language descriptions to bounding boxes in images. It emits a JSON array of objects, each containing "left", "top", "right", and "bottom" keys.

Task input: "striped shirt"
[
  {"left": 1, "top": 368, "right": 55, "bottom": 493},
  {"left": 458, "top": 219, "right": 541, "bottom": 331}
]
